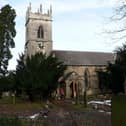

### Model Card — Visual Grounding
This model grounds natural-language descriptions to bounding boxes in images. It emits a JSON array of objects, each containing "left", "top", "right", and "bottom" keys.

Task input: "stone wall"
[
  {"left": 64, "top": 65, "right": 105, "bottom": 98},
  {"left": 25, "top": 4, "right": 52, "bottom": 57}
]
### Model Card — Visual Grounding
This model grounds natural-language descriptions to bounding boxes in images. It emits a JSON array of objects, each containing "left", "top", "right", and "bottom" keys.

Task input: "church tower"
[{"left": 25, "top": 3, "right": 52, "bottom": 57}]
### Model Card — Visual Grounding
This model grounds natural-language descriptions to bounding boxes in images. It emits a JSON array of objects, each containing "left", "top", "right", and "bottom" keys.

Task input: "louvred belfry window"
[{"left": 37, "top": 26, "right": 44, "bottom": 38}]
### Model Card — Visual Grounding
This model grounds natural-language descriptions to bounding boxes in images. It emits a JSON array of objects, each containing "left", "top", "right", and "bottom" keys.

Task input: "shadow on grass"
[{"left": 112, "top": 95, "right": 126, "bottom": 126}]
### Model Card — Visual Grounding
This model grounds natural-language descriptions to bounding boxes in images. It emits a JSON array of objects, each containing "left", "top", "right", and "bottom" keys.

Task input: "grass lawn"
[
  {"left": 112, "top": 95, "right": 126, "bottom": 126},
  {"left": 0, "top": 115, "right": 49, "bottom": 126},
  {"left": 0, "top": 96, "right": 93, "bottom": 116},
  {"left": 0, "top": 97, "right": 110, "bottom": 126},
  {"left": 0, "top": 96, "right": 46, "bottom": 116}
]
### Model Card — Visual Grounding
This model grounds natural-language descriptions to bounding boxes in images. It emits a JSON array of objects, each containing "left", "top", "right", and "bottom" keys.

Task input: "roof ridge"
[{"left": 53, "top": 50, "right": 113, "bottom": 54}]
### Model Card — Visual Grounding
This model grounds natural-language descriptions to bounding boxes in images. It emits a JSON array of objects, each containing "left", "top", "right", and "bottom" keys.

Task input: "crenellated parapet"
[{"left": 26, "top": 3, "right": 52, "bottom": 26}]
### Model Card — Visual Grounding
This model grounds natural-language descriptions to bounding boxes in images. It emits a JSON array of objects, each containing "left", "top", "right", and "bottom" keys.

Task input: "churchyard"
[{"left": 1, "top": 2, "right": 126, "bottom": 125}]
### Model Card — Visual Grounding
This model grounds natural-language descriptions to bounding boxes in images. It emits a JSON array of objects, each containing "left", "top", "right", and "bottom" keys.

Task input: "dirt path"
[{"left": 47, "top": 100, "right": 111, "bottom": 126}]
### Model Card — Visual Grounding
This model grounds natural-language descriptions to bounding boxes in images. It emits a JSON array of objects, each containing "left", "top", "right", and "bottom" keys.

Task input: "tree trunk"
[
  {"left": 84, "top": 90, "right": 87, "bottom": 107},
  {"left": 27, "top": 91, "right": 34, "bottom": 102}
]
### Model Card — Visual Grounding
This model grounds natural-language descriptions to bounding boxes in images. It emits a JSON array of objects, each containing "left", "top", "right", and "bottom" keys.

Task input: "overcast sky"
[{"left": 0, "top": 0, "right": 120, "bottom": 70}]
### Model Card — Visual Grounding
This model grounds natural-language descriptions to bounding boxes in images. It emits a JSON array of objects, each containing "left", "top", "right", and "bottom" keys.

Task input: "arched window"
[{"left": 37, "top": 26, "right": 44, "bottom": 38}]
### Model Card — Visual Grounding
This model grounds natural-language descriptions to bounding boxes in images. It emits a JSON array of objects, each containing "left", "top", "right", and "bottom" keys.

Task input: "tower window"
[{"left": 37, "top": 26, "right": 44, "bottom": 38}]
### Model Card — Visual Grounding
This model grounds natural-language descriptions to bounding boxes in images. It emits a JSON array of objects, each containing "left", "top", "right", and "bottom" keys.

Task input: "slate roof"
[{"left": 53, "top": 50, "right": 114, "bottom": 66}]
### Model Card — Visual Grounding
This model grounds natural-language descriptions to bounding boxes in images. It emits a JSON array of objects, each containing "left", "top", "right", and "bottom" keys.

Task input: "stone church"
[{"left": 24, "top": 4, "right": 114, "bottom": 99}]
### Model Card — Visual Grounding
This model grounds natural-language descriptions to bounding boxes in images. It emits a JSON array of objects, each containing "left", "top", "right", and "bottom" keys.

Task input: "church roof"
[{"left": 53, "top": 50, "right": 114, "bottom": 66}]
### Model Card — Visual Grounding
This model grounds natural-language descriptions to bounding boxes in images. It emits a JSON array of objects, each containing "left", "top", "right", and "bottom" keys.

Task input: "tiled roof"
[{"left": 53, "top": 50, "right": 114, "bottom": 66}]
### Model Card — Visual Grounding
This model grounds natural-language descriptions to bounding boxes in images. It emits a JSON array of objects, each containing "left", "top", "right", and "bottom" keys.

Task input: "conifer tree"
[{"left": 0, "top": 4, "right": 16, "bottom": 75}]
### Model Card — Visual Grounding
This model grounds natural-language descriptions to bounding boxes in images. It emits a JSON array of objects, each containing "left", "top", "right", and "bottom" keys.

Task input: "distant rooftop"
[{"left": 53, "top": 50, "right": 114, "bottom": 66}]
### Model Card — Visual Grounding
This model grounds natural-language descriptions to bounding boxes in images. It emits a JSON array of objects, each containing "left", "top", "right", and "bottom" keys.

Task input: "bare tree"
[{"left": 106, "top": 0, "right": 126, "bottom": 43}]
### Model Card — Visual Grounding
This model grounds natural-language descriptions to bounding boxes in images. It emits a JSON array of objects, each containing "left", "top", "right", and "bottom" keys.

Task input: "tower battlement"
[{"left": 26, "top": 3, "right": 52, "bottom": 25}]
